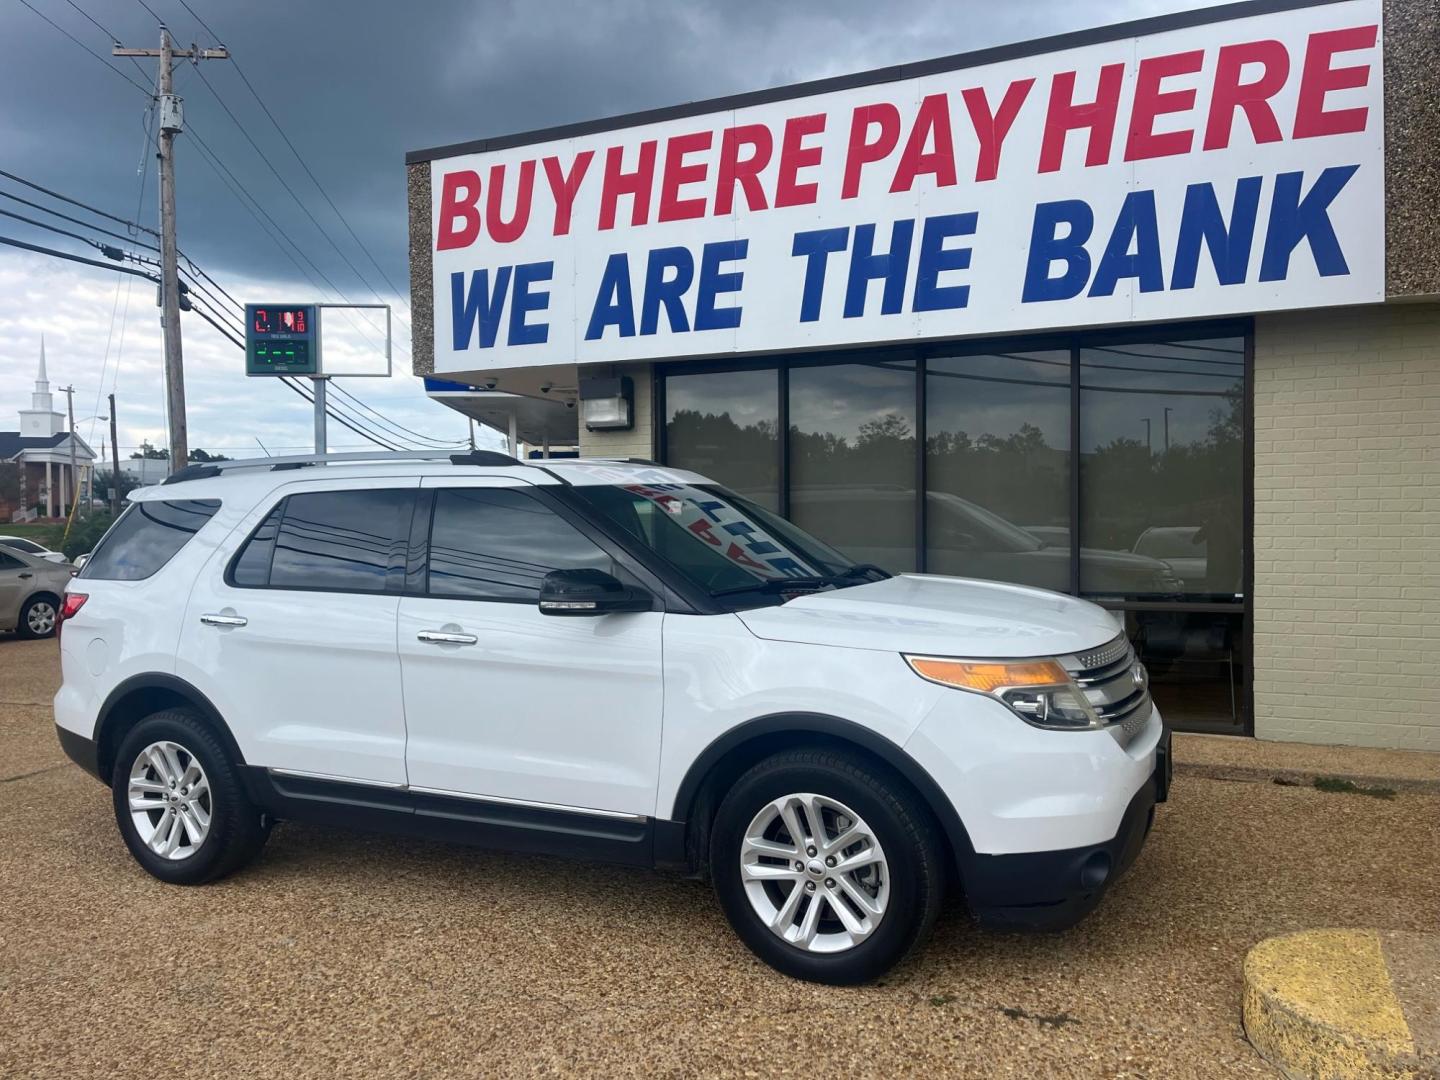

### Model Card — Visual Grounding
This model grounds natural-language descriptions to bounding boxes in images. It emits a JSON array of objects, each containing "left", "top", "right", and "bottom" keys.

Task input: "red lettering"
[
  {"left": 435, "top": 169, "right": 482, "bottom": 250},
  {"left": 542, "top": 151, "right": 594, "bottom": 236},
  {"left": 1293, "top": 24, "right": 1377, "bottom": 139},
  {"left": 657, "top": 131, "right": 713, "bottom": 222},
  {"left": 775, "top": 114, "right": 826, "bottom": 208},
  {"left": 961, "top": 78, "right": 1034, "bottom": 182},
  {"left": 1203, "top": 39, "right": 1290, "bottom": 150},
  {"left": 842, "top": 103, "right": 900, "bottom": 199},
  {"left": 715, "top": 124, "right": 773, "bottom": 215},
  {"left": 688, "top": 518, "right": 720, "bottom": 546},
  {"left": 726, "top": 543, "right": 768, "bottom": 572},
  {"left": 1038, "top": 63, "right": 1125, "bottom": 173},
  {"left": 1124, "top": 49, "right": 1204, "bottom": 161},
  {"left": 484, "top": 161, "right": 534, "bottom": 244},
  {"left": 599, "top": 140, "right": 657, "bottom": 230},
  {"left": 890, "top": 94, "right": 957, "bottom": 193}
]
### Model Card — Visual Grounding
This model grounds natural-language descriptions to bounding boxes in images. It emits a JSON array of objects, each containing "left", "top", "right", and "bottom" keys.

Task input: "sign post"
[{"left": 245, "top": 303, "right": 391, "bottom": 453}]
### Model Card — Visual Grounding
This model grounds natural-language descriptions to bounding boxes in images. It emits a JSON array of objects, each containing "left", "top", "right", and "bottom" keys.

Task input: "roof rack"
[{"left": 161, "top": 449, "right": 521, "bottom": 485}]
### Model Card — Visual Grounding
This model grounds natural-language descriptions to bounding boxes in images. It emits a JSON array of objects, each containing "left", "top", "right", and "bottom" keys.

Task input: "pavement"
[{"left": 3, "top": 634, "right": 1439, "bottom": 1079}]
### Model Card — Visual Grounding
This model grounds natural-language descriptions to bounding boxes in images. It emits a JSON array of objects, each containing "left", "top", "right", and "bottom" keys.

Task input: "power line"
[
  {"left": 0, "top": 188, "right": 160, "bottom": 252},
  {"left": 16, "top": 0, "right": 154, "bottom": 96},
  {"left": 188, "top": 63, "right": 409, "bottom": 342},
  {"left": 0, "top": 168, "right": 158, "bottom": 240},
  {"left": 0, "top": 234, "right": 160, "bottom": 282}
]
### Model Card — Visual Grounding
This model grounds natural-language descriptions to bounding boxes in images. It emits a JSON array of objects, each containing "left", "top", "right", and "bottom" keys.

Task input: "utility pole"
[
  {"left": 114, "top": 29, "right": 228, "bottom": 475},
  {"left": 108, "top": 394, "right": 121, "bottom": 517},
  {"left": 60, "top": 384, "right": 78, "bottom": 519}
]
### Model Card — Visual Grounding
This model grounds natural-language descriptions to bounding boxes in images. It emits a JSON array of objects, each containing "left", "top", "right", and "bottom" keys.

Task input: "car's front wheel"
[
  {"left": 111, "top": 708, "right": 270, "bottom": 885},
  {"left": 709, "top": 748, "right": 945, "bottom": 984}
]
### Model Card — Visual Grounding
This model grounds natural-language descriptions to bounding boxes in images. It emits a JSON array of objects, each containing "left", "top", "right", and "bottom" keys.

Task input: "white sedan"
[{"left": 0, "top": 535, "right": 70, "bottom": 564}]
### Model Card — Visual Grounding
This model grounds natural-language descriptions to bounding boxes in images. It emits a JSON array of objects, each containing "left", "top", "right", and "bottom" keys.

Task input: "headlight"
[{"left": 903, "top": 655, "right": 1103, "bottom": 731}]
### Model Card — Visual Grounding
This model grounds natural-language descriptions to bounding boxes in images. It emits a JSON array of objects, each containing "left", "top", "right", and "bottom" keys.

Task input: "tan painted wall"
[
  {"left": 1252, "top": 304, "right": 1440, "bottom": 750},
  {"left": 576, "top": 364, "right": 656, "bottom": 461}
]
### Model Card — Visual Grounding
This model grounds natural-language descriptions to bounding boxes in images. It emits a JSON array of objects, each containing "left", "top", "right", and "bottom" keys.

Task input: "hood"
[{"left": 735, "top": 574, "right": 1122, "bottom": 658}]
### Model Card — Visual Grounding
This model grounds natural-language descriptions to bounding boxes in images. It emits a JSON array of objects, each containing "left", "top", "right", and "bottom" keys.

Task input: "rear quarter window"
[{"left": 79, "top": 499, "right": 222, "bottom": 581}]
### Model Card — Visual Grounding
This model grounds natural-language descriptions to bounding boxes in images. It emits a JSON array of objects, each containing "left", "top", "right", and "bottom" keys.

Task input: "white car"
[
  {"left": 53, "top": 453, "right": 1168, "bottom": 984},
  {"left": 0, "top": 534, "right": 70, "bottom": 564}
]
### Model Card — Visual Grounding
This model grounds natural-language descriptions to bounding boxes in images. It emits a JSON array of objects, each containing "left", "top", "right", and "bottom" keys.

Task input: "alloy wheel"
[
  {"left": 126, "top": 741, "right": 212, "bottom": 860},
  {"left": 739, "top": 792, "right": 890, "bottom": 953}
]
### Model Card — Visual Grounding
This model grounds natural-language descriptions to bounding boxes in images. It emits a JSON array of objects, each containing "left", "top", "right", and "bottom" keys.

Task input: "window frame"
[
  {"left": 410, "top": 484, "right": 675, "bottom": 609},
  {"left": 224, "top": 485, "right": 417, "bottom": 596}
]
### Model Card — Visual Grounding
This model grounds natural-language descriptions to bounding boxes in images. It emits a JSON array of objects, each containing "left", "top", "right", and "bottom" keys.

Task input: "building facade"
[
  {"left": 1, "top": 340, "right": 95, "bottom": 521},
  {"left": 407, "top": 0, "right": 1440, "bottom": 750}
]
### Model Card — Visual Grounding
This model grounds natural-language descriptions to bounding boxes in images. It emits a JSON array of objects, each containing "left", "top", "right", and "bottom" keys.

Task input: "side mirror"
[{"left": 538, "top": 568, "right": 652, "bottom": 616}]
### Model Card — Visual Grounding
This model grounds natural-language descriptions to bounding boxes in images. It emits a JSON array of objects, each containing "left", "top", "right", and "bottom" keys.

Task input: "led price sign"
[{"left": 245, "top": 303, "right": 319, "bottom": 375}]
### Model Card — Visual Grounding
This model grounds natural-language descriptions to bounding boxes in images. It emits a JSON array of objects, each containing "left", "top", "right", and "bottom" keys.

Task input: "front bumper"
[{"left": 964, "top": 724, "right": 1170, "bottom": 930}]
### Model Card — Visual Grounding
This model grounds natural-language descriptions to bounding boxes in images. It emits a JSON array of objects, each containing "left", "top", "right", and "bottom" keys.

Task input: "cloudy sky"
[{"left": 0, "top": 0, "right": 1228, "bottom": 459}]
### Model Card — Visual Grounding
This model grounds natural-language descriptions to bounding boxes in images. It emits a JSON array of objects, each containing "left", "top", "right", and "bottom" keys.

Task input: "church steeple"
[{"left": 19, "top": 337, "right": 64, "bottom": 437}]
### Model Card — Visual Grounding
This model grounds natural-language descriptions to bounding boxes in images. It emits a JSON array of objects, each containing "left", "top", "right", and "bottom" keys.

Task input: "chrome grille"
[{"left": 1062, "top": 634, "right": 1153, "bottom": 746}]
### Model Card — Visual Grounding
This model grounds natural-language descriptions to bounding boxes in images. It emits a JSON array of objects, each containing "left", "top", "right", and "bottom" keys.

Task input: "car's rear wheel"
[
  {"left": 111, "top": 708, "right": 270, "bottom": 885},
  {"left": 17, "top": 595, "right": 58, "bottom": 638},
  {"left": 709, "top": 748, "right": 945, "bottom": 985}
]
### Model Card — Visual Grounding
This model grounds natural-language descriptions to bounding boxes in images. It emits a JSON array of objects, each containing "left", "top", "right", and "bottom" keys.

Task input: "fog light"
[{"left": 1079, "top": 851, "right": 1111, "bottom": 890}]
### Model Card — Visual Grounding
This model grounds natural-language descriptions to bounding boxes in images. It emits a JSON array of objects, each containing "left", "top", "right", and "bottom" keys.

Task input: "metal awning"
[{"left": 424, "top": 378, "right": 578, "bottom": 448}]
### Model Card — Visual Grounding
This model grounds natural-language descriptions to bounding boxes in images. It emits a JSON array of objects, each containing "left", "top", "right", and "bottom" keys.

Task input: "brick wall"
[
  {"left": 1252, "top": 303, "right": 1440, "bottom": 751},
  {"left": 577, "top": 364, "right": 656, "bottom": 460}
]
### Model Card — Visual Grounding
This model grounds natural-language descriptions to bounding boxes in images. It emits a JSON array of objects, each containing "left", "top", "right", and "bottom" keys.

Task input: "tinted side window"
[
  {"left": 0, "top": 552, "right": 24, "bottom": 571},
  {"left": 268, "top": 489, "right": 413, "bottom": 594},
  {"left": 81, "top": 499, "right": 221, "bottom": 581},
  {"left": 229, "top": 504, "right": 284, "bottom": 586},
  {"left": 428, "top": 488, "right": 614, "bottom": 601}
]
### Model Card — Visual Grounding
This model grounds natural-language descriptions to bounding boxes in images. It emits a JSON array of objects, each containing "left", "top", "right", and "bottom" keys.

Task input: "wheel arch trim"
[
  {"left": 668, "top": 712, "right": 977, "bottom": 866},
  {"left": 94, "top": 673, "right": 247, "bottom": 784}
]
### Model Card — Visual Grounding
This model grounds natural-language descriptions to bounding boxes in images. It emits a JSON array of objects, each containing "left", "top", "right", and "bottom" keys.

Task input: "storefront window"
[
  {"left": 925, "top": 351, "right": 1070, "bottom": 590},
  {"left": 788, "top": 360, "right": 917, "bottom": 572},
  {"left": 664, "top": 368, "right": 780, "bottom": 511},
  {"left": 1078, "top": 338, "right": 1244, "bottom": 601}
]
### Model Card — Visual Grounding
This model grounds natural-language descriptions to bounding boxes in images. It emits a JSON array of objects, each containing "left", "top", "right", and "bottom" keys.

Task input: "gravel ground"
[{"left": 2, "top": 635, "right": 1437, "bottom": 1079}]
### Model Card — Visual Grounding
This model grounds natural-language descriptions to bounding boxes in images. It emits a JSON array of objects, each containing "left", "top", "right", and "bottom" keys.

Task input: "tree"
[
  {"left": 131, "top": 441, "right": 168, "bottom": 460},
  {"left": 93, "top": 469, "right": 141, "bottom": 503},
  {"left": 187, "top": 448, "right": 231, "bottom": 462}
]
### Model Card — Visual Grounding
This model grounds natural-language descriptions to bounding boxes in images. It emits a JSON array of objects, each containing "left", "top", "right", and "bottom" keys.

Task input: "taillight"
[{"left": 57, "top": 592, "right": 87, "bottom": 641}]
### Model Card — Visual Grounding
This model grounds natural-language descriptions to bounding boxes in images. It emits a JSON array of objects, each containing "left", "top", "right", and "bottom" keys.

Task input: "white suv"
[{"left": 54, "top": 452, "right": 1169, "bottom": 984}]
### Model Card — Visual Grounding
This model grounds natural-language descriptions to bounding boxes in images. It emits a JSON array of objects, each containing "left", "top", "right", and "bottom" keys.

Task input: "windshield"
[
  {"left": 0, "top": 538, "right": 44, "bottom": 554},
  {"left": 570, "top": 482, "right": 876, "bottom": 600}
]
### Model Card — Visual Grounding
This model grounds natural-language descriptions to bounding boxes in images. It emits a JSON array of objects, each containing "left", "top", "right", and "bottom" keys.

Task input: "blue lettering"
[
  {"left": 1171, "top": 178, "right": 1261, "bottom": 290},
  {"left": 844, "top": 219, "right": 914, "bottom": 318},
  {"left": 508, "top": 261, "right": 552, "bottom": 345},
  {"left": 640, "top": 246, "right": 694, "bottom": 335},
  {"left": 1260, "top": 165, "right": 1358, "bottom": 282},
  {"left": 584, "top": 254, "right": 635, "bottom": 340},
  {"left": 1022, "top": 200, "right": 1093, "bottom": 303},
  {"left": 1090, "top": 190, "right": 1163, "bottom": 298},
  {"left": 913, "top": 212, "right": 976, "bottom": 312},
  {"left": 450, "top": 267, "right": 511, "bottom": 350},
  {"left": 792, "top": 227, "right": 849, "bottom": 322},
  {"left": 694, "top": 240, "right": 747, "bottom": 332}
]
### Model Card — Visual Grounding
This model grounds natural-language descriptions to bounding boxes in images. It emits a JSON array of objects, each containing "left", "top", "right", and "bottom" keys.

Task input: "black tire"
[
  {"left": 17, "top": 594, "right": 59, "bottom": 639},
  {"left": 709, "top": 747, "right": 945, "bottom": 985},
  {"left": 111, "top": 707, "right": 270, "bottom": 885}
]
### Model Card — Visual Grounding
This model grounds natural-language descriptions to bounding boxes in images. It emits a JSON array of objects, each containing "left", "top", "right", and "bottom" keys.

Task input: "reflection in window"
[
  {"left": 428, "top": 488, "right": 614, "bottom": 601},
  {"left": 1127, "top": 610, "right": 1247, "bottom": 734},
  {"left": 269, "top": 489, "right": 411, "bottom": 593},
  {"left": 789, "top": 361, "right": 916, "bottom": 572},
  {"left": 925, "top": 351, "right": 1070, "bottom": 590},
  {"left": 665, "top": 369, "right": 779, "bottom": 511},
  {"left": 1079, "top": 338, "right": 1244, "bottom": 600},
  {"left": 81, "top": 499, "right": 221, "bottom": 581}
]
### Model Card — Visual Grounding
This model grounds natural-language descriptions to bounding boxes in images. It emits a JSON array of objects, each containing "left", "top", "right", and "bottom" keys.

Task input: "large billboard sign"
[{"left": 425, "top": 0, "right": 1383, "bottom": 374}]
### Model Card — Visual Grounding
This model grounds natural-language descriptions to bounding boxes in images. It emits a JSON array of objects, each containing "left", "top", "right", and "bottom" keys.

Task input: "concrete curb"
[
  {"left": 1176, "top": 761, "right": 1440, "bottom": 795},
  {"left": 1243, "top": 929, "right": 1439, "bottom": 1079}
]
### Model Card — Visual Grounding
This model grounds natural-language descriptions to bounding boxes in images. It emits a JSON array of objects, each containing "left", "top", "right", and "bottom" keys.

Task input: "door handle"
[
  {"left": 200, "top": 613, "right": 248, "bottom": 627},
  {"left": 17, "top": 572, "right": 32, "bottom": 579},
  {"left": 417, "top": 630, "right": 478, "bottom": 646}
]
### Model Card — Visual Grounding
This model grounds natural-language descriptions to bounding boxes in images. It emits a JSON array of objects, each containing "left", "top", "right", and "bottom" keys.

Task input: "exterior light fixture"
[{"left": 578, "top": 375, "right": 634, "bottom": 431}]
